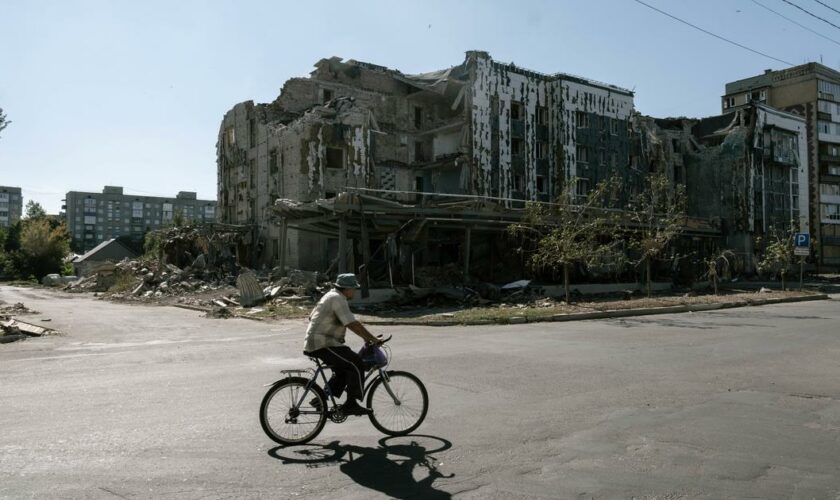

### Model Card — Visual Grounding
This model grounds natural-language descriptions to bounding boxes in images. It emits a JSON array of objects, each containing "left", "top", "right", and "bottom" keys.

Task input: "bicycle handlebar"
[{"left": 371, "top": 334, "right": 392, "bottom": 346}]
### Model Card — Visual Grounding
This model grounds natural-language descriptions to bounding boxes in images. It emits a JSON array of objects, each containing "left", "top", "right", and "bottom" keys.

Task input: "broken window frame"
[
  {"left": 575, "top": 111, "right": 589, "bottom": 128},
  {"left": 414, "top": 106, "right": 423, "bottom": 129},
  {"left": 536, "top": 141, "right": 548, "bottom": 160},
  {"left": 576, "top": 145, "right": 588, "bottom": 164},
  {"left": 511, "top": 138, "right": 523, "bottom": 157},
  {"left": 510, "top": 101, "right": 523, "bottom": 121},
  {"left": 225, "top": 126, "right": 236, "bottom": 146},
  {"left": 536, "top": 106, "right": 548, "bottom": 126},
  {"left": 536, "top": 175, "right": 546, "bottom": 194},
  {"left": 326, "top": 147, "right": 345, "bottom": 169}
]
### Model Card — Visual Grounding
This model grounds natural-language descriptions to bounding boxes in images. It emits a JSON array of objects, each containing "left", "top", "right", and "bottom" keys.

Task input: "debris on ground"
[
  {"left": 0, "top": 302, "right": 39, "bottom": 315},
  {"left": 0, "top": 315, "right": 57, "bottom": 344}
]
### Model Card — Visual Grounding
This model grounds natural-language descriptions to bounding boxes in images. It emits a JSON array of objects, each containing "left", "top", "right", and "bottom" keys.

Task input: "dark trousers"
[{"left": 306, "top": 345, "right": 366, "bottom": 401}]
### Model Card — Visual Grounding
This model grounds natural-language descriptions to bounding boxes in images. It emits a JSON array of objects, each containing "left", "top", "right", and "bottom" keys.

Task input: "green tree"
[
  {"left": 626, "top": 173, "right": 686, "bottom": 297},
  {"left": 17, "top": 218, "right": 70, "bottom": 279},
  {"left": 757, "top": 226, "right": 795, "bottom": 291},
  {"left": 24, "top": 200, "right": 47, "bottom": 219},
  {"left": 509, "top": 176, "right": 624, "bottom": 304}
]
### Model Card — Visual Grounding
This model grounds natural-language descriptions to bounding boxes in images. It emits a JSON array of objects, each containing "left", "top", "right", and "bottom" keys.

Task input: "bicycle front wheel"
[
  {"left": 260, "top": 377, "right": 326, "bottom": 446},
  {"left": 366, "top": 370, "right": 428, "bottom": 436}
]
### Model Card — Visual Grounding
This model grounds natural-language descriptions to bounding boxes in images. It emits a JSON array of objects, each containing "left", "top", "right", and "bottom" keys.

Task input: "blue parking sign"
[{"left": 795, "top": 233, "right": 810, "bottom": 248}]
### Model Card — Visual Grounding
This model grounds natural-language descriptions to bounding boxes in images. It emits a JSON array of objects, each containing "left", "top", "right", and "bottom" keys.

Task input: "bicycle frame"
[{"left": 267, "top": 359, "right": 400, "bottom": 414}]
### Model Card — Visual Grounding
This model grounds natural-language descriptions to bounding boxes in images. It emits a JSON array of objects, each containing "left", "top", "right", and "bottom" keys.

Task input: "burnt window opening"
[
  {"left": 323, "top": 88, "right": 333, "bottom": 103},
  {"left": 536, "top": 176, "right": 546, "bottom": 194},
  {"left": 536, "top": 141, "right": 548, "bottom": 159},
  {"left": 599, "top": 149, "right": 607, "bottom": 166},
  {"left": 414, "top": 141, "right": 426, "bottom": 162},
  {"left": 575, "top": 178, "right": 590, "bottom": 199},
  {"left": 537, "top": 106, "right": 548, "bottom": 126},
  {"left": 248, "top": 118, "right": 257, "bottom": 148},
  {"left": 610, "top": 119, "right": 619, "bottom": 135},
  {"left": 325, "top": 191, "right": 336, "bottom": 199},
  {"left": 514, "top": 174, "right": 525, "bottom": 192},
  {"left": 511, "top": 101, "right": 523, "bottom": 121},
  {"left": 576, "top": 145, "right": 588, "bottom": 164},
  {"left": 414, "top": 106, "right": 423, "bottom": 128},
  {"left": 671, "top": 139, "right": 680, "bottom": 154},
  {"left": 511, "top": 138, "right": 523, "bottom": 156},
  {"left": 575, "top": 111, "right": 589, "bottom": 128},
  {"left": 326, "top": 147, "right": 344, "bottom": 169},
  {"left": 269, "top": 150, "right": 278, "bottom": 174},
  {"left": 601, "top": 116, "right": 608, "bottom": 130}
]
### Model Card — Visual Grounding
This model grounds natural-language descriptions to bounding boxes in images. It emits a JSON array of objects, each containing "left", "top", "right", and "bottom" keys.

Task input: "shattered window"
[
  {"left": 326, "top": 147, "right": 345, "bottom": 168},
  {"left": 537, "top": 107, "right": 548, "bottom": 126},
  {"left": 514, "top": 175, "right": 524, "bottom": 192},
  {"left": 575, "top": 111, "right": 589, "bottom": 128},
  {"left": 575, "top": 178, "right": 589, "bottom": 199},
  {"left": 414, "top": 106, "right": 423, "bottom": 128},
  {"left": 511, "top": 138, "right": 523, "bottom": 156},
  {"left": 536, "top": 141, "right": 547, "bottom": 159},
  {"left": 510, "top": 101, "right": 523, "bottom": 121},
  {"left": 576, "top": 145, "right": 588, "bottom": 163},
  {"left": 537, "top": 176, "right": 546, "bottom": 193}
]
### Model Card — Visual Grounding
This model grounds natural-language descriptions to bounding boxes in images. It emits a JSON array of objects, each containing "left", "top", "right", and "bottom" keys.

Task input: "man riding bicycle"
[{"left": 303, "top": 273, "right": 381, "bottom": 416}]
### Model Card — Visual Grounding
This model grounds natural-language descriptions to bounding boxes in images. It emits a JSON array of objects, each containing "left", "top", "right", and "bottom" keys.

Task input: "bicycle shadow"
[{"left": 268, "top": 435, "right": 454, "bottom": 499}]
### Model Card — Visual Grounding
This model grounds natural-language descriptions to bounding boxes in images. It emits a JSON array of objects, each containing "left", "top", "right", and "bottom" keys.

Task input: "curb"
[{"left": 361, "top": 293, "right": 831, "bottom": 327}]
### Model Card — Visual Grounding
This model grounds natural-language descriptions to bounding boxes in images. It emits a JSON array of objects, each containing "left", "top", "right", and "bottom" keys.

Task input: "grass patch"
[{"left": 243, "top": 303, "right": 311, "bottom": 320}]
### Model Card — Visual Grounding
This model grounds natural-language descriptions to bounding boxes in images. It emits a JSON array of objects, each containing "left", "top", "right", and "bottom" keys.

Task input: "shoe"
[{"left": 340, "top": 401, "right": 373, "bottom": 416}]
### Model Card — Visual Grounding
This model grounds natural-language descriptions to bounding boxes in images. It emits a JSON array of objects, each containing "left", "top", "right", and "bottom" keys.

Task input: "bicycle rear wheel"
[
  {"left": 260, "top": 377, "right": 327, "bottom": 446},
  {"left": 366, "top": 370, "right": 428, "bottom": 436}
]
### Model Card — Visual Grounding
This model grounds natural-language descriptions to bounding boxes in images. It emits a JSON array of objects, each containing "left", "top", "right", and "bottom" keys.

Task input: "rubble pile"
[
  {"left": 0, "top": 302, "right": 39, "bottom": 315},
  {"left": 1, "top": 312, "right": 55, "bottom": 344}
]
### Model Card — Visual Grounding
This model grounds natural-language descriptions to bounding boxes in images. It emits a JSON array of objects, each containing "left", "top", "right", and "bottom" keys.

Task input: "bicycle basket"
[{"left": 358, "top": 344, "right": 388, "bottom": 369}]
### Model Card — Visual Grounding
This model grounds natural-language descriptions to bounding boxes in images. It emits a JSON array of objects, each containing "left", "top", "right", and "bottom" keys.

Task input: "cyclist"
[{"left": 303, "top": 273, "right": 381, "bottom": 416}]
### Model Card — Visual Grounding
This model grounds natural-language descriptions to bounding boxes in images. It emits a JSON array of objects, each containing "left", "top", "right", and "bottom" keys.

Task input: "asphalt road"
[{"left": 2, "top": 286, "right": 840, "bottom": 499}]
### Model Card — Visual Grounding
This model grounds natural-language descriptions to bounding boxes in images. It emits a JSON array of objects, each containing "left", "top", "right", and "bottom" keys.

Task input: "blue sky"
[{"left": 1, "top": 0, "right": 837, "bottom": 213}]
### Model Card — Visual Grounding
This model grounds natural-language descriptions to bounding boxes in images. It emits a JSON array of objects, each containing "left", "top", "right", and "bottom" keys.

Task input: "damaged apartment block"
[
  {"left": 631, "top": 103, "right": 808, "bottom": 274},
  {"left": 217, "top": 51, "right": 807, "bottom": 286},
  {"left": 217, "top": 51, "right": 637, "bottom": 283}
]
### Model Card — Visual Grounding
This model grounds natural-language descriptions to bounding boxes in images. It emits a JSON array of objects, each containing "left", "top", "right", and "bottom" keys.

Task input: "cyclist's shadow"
[{"left": 268, "top": 435, "right": 454, "bottom": 499}]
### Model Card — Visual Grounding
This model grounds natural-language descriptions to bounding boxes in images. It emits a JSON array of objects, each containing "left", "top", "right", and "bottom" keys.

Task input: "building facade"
[
  {"left": 64, "top": 186, "right": 217, "bottom": 252},
  {"left": 217, "top": 51, "right": 635, "bottom": 270},
  {"left": 722, "top": 63, "right": 840, "bottom": 268},
  {"left": 633, "top": 103, "right": 808, "bottom": 272},
  {"left": 0, "top": 186, "right": 23, "bottom": 228}
]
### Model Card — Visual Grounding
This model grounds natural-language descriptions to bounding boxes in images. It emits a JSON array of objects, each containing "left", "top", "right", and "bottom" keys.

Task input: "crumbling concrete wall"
[
  {"left": 218, "top": 51, "right": 636, "bottom": 271},
  {"left": 466, "top": 51, "right": 634, "bottom": 205}
]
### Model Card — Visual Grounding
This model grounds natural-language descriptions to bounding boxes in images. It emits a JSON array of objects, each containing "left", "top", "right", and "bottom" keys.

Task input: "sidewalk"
[{"left": 356, "top": 291, "right": 832, "bottom": 327}]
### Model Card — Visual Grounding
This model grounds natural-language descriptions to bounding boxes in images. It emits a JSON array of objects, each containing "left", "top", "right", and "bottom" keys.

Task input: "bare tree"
[
  {"left": 705, "top": 249, "right": 735, "bottom": 295},
  {"left": 0, "top": 107, "right": 10, "bottom": 139},
  {"left": 626, "top": 173, "right": 687, "bottom": 297},
  {"left": 509, "top": 176, "right": 624, "bottom": 304},
  {"left": 757, "top": 225, "right": 795, "bottom": 291}
]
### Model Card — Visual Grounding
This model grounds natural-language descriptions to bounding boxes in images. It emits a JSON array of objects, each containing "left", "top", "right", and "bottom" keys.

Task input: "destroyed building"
[
  {"left": 632, "top": 103, "right": 808, "bottom": 272},
  {"left": 217, "top": 51, "right": 637, "bottom": 278},
  {"left": 722, "top": 63, "right": 840, "bottom": 268}
]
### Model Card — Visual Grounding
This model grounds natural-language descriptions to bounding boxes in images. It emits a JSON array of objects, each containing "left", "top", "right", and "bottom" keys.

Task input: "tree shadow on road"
[{"left": 268, "top": 434, "right": 454, "bottom": 499}]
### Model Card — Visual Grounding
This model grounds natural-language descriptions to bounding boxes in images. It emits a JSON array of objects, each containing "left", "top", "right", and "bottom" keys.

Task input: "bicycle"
[{"left": 259, "top": 336, "right": 429, "bottom": 446}]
